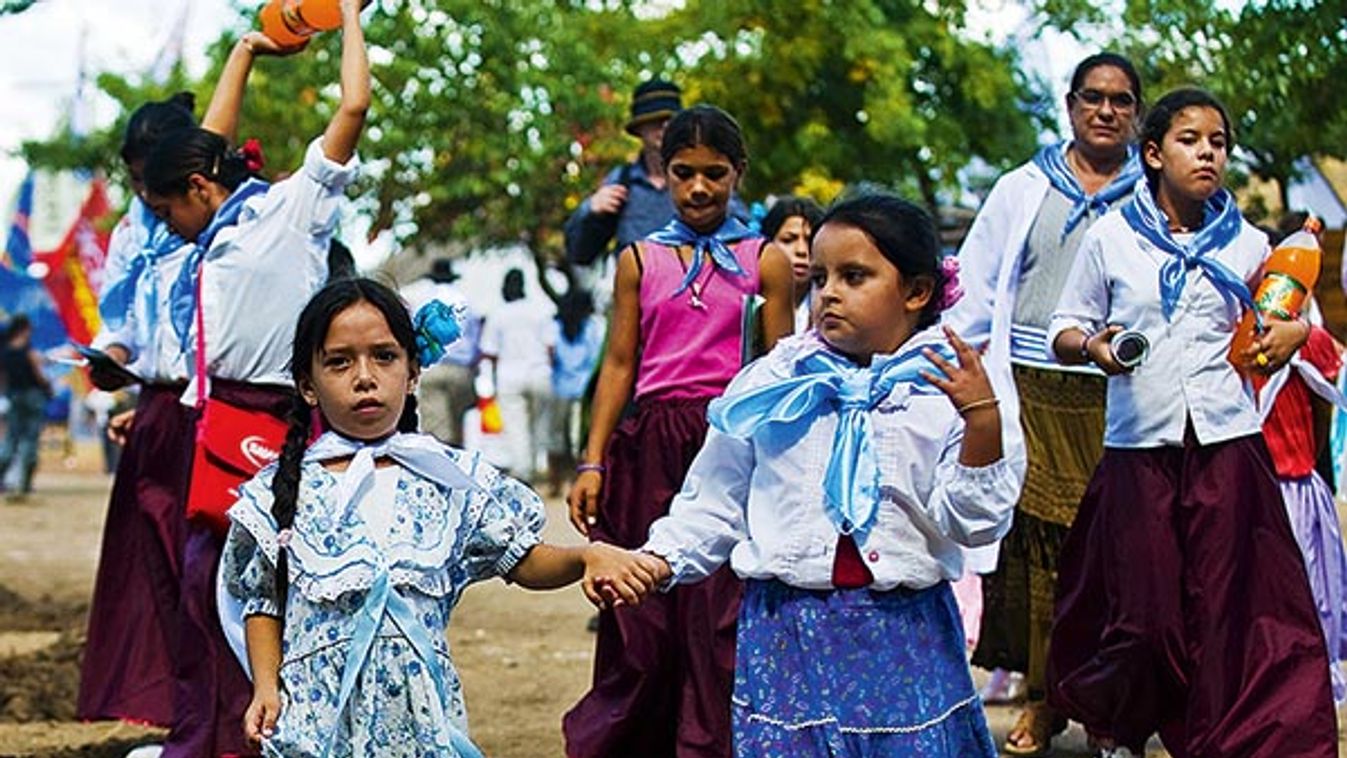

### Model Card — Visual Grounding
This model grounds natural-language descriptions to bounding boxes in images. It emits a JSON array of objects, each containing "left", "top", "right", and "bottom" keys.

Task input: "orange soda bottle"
[
  {"left": 1228, "top": 217, "right": 1323, "bottom": 370},
  {"left": 259, "top": 0, "right": 369, "bottom": 48}
]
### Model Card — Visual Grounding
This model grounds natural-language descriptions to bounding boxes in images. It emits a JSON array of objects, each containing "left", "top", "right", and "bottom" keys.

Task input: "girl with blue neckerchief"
[
  {"left": 635, "top": 192, "right": 1022, "bottom": 757},
  {"left": 1046, "top": 88, "right": 1337, "bottom": 758},
  {"left": 564, "top": 104, "right": 794, "bottom": 758},
  {"left": 220, "top": 278, "right": 661, "bottom": 757}
]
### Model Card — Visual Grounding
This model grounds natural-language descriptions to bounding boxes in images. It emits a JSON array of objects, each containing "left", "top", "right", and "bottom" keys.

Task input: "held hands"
[
  {"left": 243, "top": 686, "right": 282, "bottom": 746},
  {"left": 567, "top": 471, "right": 602, "bottom": 536},
  {"left": 1240, "top": 318, "right": 1311, "bottom": 376},
  {"left": 580, "top": 543, "right": 670, "bottom": 610},
  {"left": 590, "top": 185, "right": 629, "bottom": 216}
]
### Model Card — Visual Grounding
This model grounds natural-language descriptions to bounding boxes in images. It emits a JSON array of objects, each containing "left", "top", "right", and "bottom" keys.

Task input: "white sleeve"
[
  {"left": 1047, "top": 230, "right": 1110, "bottom": 358},
  {"left": 91, "top": 214, "right": 144, "bottom": 357},
  {"left": 922, "top": 419, "right": 1020, "bottom": 548},
  {"left": 269, "top": 136, "right": 360, "bottom": 240},
  {"left": 642, "top": 427, "right": 753, "bottom": 586},
  {"left": 941, "top": 176, "right": 1016, "bottom": 350}
]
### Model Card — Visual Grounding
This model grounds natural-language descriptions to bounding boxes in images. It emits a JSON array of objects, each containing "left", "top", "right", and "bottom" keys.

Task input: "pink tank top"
[{"left": 635, "top": 237, "right": 764, "bottom": 401}]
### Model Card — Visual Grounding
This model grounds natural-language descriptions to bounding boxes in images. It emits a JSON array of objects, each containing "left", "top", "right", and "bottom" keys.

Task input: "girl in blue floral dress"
[
  {"left": 639, "top": 193, "right": 1024, "bottom": 757},
  {"left": 220, "top": 278, "right": 663, "bottom": 757}
]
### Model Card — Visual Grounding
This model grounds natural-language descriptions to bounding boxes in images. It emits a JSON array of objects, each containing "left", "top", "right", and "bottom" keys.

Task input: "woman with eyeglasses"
[{"left": 942, "top": 52, "right": 1144, "bottom": 757}]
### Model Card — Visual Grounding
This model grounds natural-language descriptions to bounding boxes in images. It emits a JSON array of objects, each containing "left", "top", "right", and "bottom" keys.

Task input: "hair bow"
[
  {"left": 239, "top": 138, "right": 266, "bottom": 173},
  {"left": 413, "top": 300, "right": 465, "bottom": 367}
]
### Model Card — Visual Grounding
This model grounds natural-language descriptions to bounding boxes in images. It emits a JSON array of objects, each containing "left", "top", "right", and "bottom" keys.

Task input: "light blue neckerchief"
[
  {"left": 1032, "top": 141, "right": 1143, "bottom": 242},
  {"left": 646, "top": 216, "right": 755, "bottom": 297},
  {"left": 1121, "top": 185, "right": 1250, "bottom": 323},
  {"left": 99, "top": 200, "right": 186, "bottom": 350},
  {"left": 707, "top": 340, "right": 955, "bottom": 540},
  {"left": 168, "top": 177, "right": 270, "bottom": 349},
  {"left": 299, "top": 432, "right": 483, "bottom": 758}
]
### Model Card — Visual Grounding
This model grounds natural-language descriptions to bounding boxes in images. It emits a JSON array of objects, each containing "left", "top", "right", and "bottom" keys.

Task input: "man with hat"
[
  {"left": 400, "top": 258, "right": 482, "bottom": 446},
  {"left": 564, "top": 78, "right": 745, "bottom": 268}
]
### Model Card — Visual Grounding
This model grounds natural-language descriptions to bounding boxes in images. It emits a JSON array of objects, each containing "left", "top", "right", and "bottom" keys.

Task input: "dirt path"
[{"left": 0, "top": 447, "right": 1342, "bottom": 756}]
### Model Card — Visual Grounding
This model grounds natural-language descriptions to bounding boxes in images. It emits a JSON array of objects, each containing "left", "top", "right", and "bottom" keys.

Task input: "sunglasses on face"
[{"left": 1072, "top": 89, "right": 1138, "bottom": 111}]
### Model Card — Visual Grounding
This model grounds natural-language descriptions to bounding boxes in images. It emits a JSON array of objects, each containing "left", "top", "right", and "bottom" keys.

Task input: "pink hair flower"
[{"left": 939, "top": 255, "right": 964, "bottom": 310}]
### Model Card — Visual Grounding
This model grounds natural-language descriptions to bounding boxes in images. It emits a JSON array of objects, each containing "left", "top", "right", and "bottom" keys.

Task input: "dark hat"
[
  {"left": 427, "top": 258, "right": 459, "bottom": 283},
  {"left": 625, "top": 79, "right": 682, "bottom": 136}
]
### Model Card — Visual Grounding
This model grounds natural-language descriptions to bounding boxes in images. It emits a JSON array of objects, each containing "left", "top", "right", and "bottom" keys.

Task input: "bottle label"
[
  {"left": 281, "top": 0, "right": 318, "bottom": 36},
  {"left": 1255, "top": 272, "right": 1305, "bottom": 320}
]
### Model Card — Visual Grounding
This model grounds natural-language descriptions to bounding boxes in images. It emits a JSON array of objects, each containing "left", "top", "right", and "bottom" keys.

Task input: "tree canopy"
[
  {"left": 1036, "top": 0, "right": 1347, "bottom": 209},
  {"left": 21, "top": 0, "right": 1051, "bottom": 260}
]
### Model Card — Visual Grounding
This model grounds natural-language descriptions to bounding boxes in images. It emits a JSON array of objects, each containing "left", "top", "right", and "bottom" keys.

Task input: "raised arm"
[
  {"left": 320, "top": 0, "right": 371, "bottom": 164},
  {"left": 201, "top": 32, "right": 304, "bottom": 141}
]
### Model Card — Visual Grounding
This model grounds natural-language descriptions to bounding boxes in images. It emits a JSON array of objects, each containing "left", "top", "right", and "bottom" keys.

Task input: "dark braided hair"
[
  {"left": 143, "top": 126, "right": 253, "bottom": 197},
  {"left": 270, "top": 278, "right": 421, "bottom": 614}
]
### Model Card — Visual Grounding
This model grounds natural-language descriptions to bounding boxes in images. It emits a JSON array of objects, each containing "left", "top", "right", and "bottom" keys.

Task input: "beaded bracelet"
[
  {"left": 576, "top": 462, "right": 606, "bottom": 474},
  {"left": 957, "top": 397, "right": 999, "bottom": 416}
]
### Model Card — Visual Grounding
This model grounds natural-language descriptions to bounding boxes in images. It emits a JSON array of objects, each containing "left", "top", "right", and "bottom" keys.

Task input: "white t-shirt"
[{"left": 480, "top": 298, "right": 555, "bottom": 394}]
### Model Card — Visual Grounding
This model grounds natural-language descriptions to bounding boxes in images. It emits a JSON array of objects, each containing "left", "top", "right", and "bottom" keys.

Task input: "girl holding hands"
[
  {"left": 637, "top": 193, "right": 1022, "bottom": 757},
  {"left": 221, "top": 279, "right": 661, "bottom": 757}
]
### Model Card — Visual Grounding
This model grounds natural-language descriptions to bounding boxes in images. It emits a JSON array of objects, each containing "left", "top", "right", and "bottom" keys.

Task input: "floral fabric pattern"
[
  {"left": 222, "top": 444, "right": 544, "bottom": 757},
  {"left": 732, "top": 579, "right": 996, "bottom": 757}
]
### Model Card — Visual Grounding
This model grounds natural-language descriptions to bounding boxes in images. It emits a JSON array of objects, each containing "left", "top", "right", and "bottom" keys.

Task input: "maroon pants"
[
  {"left": 163, "top": 379, "right": 293, "bottom": 758},
  {"left": 78, "top": 383, "right": 193, "bottom": 725},
  {"left": 1047, "top": 431, "right": 1337, "bottom": 757},
  {"left": 564, "top": 398, "right": 740, "bottom": 758}
]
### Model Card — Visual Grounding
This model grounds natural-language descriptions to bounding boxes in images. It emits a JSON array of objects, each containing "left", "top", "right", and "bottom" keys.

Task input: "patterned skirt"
[{"left": 733, "top": 580, "right": 996, "bottom": 758}]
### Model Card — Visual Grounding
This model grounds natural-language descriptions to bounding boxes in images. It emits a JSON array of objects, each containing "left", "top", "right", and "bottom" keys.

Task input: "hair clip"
[
  {"left": 239, "top": 138, "right": 266, "bottom": 173},
  {"left": 277, "top": 528, "right": 293, "bottom": 548},
  {"left": 938, "top": 255, "right": 964, "bottom": 310},
  {"left": 413, "top": 300, "right": 465, "bottom": 367}
]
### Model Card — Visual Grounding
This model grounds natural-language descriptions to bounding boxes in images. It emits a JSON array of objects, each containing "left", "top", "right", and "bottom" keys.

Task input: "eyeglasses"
[{"left": 1071, "top": 89, "right": 1138, "bottom": 111}]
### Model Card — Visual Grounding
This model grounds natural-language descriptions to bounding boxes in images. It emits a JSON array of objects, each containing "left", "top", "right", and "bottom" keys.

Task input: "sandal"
[{"left": 1003, "top": 702, "right": 1066, "bottom": 757}]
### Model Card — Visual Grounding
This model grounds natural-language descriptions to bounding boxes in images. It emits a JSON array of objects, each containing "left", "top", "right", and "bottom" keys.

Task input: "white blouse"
[
  {"left": 1047, "top": 210, "right": 1271, "bottom": 448},
  {"left": 187, "top": 137, "right": 359, "bottom": 397},
  {"left": 642, "top": 329, "right": 1023, "bottom": 592}
]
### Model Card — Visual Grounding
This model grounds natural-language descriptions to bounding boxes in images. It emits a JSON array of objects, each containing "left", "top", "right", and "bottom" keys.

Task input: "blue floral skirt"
[{"left": 733, "top": 580, "right": 996, "bottom": 758}]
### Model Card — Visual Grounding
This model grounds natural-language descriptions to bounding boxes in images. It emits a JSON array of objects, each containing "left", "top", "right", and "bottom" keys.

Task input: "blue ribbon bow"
[
  {"left": 646, "top": 216, "right": 755, "bottom": 297},
  {"left": 413, "top": 300, "right": 465, "bottom": 368},
  {"left": 168, "top": 178, "right": 271, "bottom": 349},
  {"left": 1032, "top": 141, "right": 1143, "bottom": 242},
  {"left": 99, "top": 200, "right": 186, "bottom": 348},
  {"left": 300, "top": 432, "right": 483, "bottom": 758},
  {"left": 707, "top": 340, "right": 956, "bottom": 539},
  {"left": 1121, "top": 185, "right": 1250, "bottom": 322}
]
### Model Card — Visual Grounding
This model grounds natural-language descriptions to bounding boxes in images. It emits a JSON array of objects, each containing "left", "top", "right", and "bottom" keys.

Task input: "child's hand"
[
  {"left": 568, "top": 472, "right": 603, "bottom": 537},
  {"left": 1242, "top": 317, "right": 1310, "bottom": 375},
  {"left": 581, "top": 543, "right": 667, "bottom": 608},
  {"left": 922, "top": 326, "right": 998, "bottom": 415},
  {"left": 241, "top": 31, "right": 308, "bottom": 57},
  {"left": 243, "top": 687, "right": 282, "bottom": 746}
]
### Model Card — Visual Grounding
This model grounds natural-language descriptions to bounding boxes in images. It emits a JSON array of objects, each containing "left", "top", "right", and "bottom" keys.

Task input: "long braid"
[
  {"left": 398, "top": 392, "right": 420, "bottom": 434},
  {"left": 269, "top": 394, "right": 313, "bottom": 618}
]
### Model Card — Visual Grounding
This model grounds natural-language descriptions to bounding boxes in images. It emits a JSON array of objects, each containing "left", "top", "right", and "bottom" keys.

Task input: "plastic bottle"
[
  {"left": 1229, "top": 217, "right": 1323, "bottom": 370},
  {"left": 259, "top": 0, "right": 368, "bottom": 48}
]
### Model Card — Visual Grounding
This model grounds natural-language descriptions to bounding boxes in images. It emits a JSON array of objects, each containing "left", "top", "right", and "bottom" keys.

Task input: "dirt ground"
[{"left": 0, "top": 443, "right": 1342, "bottom": 757}]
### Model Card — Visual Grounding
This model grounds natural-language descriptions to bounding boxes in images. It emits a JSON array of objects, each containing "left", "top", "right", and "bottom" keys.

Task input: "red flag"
[{"left": 34, "top": 179, "right": 113, "bottom": 346}]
